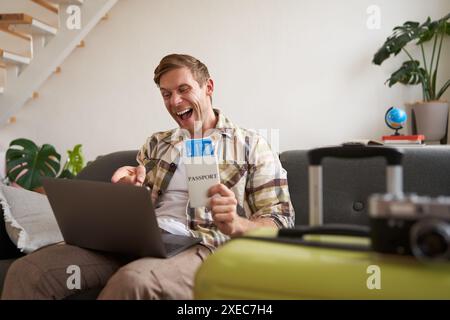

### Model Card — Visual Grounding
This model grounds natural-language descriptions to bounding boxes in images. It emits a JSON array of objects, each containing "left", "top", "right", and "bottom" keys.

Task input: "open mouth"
[{"left": 176, "top": 108, "right": 194, "bottom": 121}]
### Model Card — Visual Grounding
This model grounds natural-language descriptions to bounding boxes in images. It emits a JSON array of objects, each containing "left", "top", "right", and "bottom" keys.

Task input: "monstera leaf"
[
  {"left": 386, "top": 60, "right": 428, "bottom": 86},
  {"left": 372, "top": 20, "right": 425, "bottom": 65},
  {"left": 373, "top": 14, "right": 449, "bottom": 66},
  {"left": 6, "top": 138, "right": 61, "bottom": 191}
]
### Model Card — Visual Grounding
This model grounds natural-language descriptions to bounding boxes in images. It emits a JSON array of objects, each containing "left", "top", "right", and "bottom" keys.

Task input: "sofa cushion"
[{"left": 0, "top": 185, "right": 63, "bottom": 254}]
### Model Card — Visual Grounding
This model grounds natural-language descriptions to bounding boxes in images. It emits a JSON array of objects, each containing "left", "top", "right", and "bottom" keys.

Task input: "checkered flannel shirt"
[{"left": 137, "top": 108, "right": 295, "bottom": 249}]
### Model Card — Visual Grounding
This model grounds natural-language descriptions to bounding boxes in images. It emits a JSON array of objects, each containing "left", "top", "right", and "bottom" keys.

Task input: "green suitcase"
[
  {"left": 194, "top": 228, "right": 450, "bottom": 299},
  {"left": 194, "top": 146, "right": 450, "bottom": 299}
]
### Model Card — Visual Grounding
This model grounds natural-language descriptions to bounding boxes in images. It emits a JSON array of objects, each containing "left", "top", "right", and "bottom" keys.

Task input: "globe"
[{"left": 385, "top": 107, "right": 407, "bottom": 134}]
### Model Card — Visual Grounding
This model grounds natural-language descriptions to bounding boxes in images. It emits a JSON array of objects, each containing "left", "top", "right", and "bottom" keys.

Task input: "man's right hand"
[{"left": 111, "top": 165, "right": 146, "bottom": 186}]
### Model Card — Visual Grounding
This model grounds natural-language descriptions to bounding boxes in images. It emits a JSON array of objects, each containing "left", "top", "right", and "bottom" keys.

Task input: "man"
[{"left": 2, "top": 54, "right": 294, "bottom": 300}]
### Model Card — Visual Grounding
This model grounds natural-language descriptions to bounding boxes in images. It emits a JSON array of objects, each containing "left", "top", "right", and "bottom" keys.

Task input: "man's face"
[{"left": 159, "top": 67, "right": 213, "bottom": 135}]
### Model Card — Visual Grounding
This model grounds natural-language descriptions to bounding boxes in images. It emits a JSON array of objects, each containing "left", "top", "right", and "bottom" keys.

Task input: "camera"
[{"left": 369, "top": 194, "right": 450, "bottom": 262}]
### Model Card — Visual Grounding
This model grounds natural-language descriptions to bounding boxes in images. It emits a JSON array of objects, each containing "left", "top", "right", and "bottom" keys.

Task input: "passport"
[{"left": 184, "top": 137, "right": 220, "bottom": 208}]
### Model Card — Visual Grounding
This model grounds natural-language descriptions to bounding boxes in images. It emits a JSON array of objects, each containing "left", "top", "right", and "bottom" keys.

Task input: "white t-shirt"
[{"left": 154, "top": 156, "right": 190, "bottom": 236}]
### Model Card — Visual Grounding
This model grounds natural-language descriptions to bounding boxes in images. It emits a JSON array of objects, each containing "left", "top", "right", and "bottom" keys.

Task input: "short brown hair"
[{"left": 153, "top": 54, "right": 210, "bottom": 87}]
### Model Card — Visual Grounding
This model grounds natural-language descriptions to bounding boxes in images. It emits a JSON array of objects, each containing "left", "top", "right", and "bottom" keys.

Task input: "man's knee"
[
  {"left": 98, "top": 246, "right": 209, "bottom": 300},
  {"left": 2, "top": 245, "right": 123, "bottom": 300},
  {"left": 2, "top": 256, "right": 50, "bottom": 299},
  {"left": 98, "top": 267, "right": 161, "bottom": 300}
]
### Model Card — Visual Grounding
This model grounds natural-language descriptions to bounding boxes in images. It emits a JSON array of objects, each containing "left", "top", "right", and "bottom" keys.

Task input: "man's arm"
[
  {"left": 208, "top": 184, "right": 278, "bottom": 237},
  {"left": 111, "top": 132, "right": 161, "bottom": 186},
  {"left": 209, "top": 136, "right": 295, "bottom": 237}
]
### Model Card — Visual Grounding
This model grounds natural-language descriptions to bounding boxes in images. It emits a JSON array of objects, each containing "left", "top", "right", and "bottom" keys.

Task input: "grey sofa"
[{"left": 1, "top": 147, "right": 450, "bottom": 299}]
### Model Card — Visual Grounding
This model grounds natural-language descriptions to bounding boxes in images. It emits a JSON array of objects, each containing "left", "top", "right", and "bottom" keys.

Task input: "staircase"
[{"left": 0, "top": 0, "right": 118, "bottom": 126}]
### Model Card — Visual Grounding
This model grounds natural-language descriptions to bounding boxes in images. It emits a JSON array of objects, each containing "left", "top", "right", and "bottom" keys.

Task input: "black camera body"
[{"left": 369, "top": 194, "right": 450, "bottom": 261}]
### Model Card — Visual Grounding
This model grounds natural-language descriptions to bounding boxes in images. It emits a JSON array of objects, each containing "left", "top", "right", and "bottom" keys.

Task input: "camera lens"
[{"left": 410, "top": 219, "right": 450, "bottom": 261}]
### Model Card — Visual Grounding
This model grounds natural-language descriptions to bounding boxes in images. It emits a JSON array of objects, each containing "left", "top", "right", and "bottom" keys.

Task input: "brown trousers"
[{"left": 1, "top": 243, "right": 211, "bottom": 300}]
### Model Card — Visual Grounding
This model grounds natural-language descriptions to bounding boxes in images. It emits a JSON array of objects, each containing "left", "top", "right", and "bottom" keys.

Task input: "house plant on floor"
[
  {"left": 373, "top": 12, "right": 450, "bottom": 144},
  {"left": 5, "top": 138, "right": 85, "bottom": 193}
]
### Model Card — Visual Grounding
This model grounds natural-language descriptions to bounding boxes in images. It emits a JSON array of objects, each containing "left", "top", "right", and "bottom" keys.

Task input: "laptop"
[{"left": 41, "top": 178, "right": 201, "bottom": 258}]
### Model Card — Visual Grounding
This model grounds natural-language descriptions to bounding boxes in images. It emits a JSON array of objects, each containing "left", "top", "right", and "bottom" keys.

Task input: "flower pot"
[{"left": 406, "top": 101, "right": 449, "bottom": 144}]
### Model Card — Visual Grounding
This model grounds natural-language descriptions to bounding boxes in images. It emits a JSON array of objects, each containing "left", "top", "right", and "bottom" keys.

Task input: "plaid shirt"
[{"left": 137, "top": 109, "right": 295, "bottom": 249}]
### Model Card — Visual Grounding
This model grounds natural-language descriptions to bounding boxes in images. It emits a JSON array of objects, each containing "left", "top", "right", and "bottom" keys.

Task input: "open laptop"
[{"left": 41, "top": 178, "right": 201, "bottom": 258}]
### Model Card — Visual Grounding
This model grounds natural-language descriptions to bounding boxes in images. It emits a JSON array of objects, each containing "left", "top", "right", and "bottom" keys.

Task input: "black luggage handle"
[
  {"left": 278, "top": 224, "right": 370, "bottom": 238},
  {"left": 307, "top": 145, "right": 404, "bottom": 226},
  {"left": 308, "top": 145, "right": 403, "bottom": 166}
]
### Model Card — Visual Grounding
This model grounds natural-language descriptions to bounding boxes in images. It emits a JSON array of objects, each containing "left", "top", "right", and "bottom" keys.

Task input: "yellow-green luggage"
[{"left": 194, "top": 146, "right": 450, "bottom": 299}]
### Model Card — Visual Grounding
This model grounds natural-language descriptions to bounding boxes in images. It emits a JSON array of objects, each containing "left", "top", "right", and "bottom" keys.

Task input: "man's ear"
[{"left": 205, "top": 78, "right": 214, "bottom": 97}]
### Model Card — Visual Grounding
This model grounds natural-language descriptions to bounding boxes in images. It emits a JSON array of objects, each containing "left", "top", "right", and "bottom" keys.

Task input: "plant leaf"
[
  {"left": 8, "top": 138, "right": 38, "bottom": 154},
  {"left": 373, "top": 19, "right": 423, "bottom": 65},
  {"left": 386, "top": 60, "right": 422, "bottom": 86},
  {"left": 61, "top": 144, "right": 85, "bottom": 177},
  {"left": 417, "top": 20, "right": 439, "bottom": 44},
  {"left": 373, "top": 13, "right": 450, "bottom": 64},
  {"left": 6, "top": 139, "right": 61, "bottom": 190}
]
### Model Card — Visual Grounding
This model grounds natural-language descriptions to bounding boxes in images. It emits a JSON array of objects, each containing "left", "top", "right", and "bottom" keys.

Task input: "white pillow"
[{"left": 0, "top": 185, "right": 63, "bottom": 254}]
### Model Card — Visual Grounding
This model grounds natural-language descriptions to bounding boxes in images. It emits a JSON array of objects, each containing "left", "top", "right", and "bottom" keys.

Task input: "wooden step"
[
  {"left": 0, "top": 48, "right": 31, "bottom": 65},
  {"left": 45, "top": 0, "right": 84, "bottom": 5},
  {"left": 0, "top": 14, "right": 57, "bottom": 36},
  {"left": 31, "top": 0, "right": 59, "bottom": 14},
  {"left": 0, "top": 26, "right": 31, "bottom": 41}
]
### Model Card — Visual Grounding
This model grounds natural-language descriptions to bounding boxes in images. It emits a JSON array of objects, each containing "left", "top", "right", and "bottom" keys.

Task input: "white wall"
[{"left": 1, "top": 0, "right": 449, "bottom": 163}]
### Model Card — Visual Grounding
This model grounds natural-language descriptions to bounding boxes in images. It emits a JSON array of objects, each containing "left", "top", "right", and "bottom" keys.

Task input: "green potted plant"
[
  {"left": 5, "top": 138, "right": 85, "bottom": 193},
  {"left": 373, "top": 13, "right": 450, "bottom": 143}
]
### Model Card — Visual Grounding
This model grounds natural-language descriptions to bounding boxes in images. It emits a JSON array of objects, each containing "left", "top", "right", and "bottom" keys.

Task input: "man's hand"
[
  {"left": 208, "top": 183, "right": 279, "bottom": 237},
  {"left": 111, "top": 165, "right": 146, "bottom": 186},
  {"left": 208, "top": 183, "right": 242, "bottom": 236}
]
